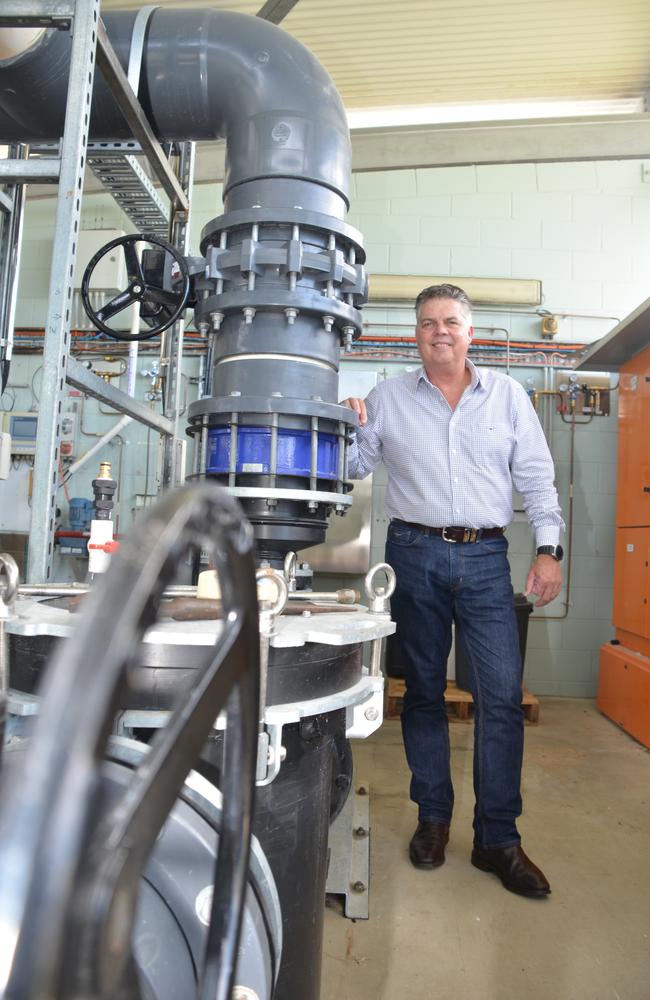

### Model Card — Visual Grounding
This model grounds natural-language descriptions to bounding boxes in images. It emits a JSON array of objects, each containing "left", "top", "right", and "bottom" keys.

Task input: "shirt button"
[
  {"left": 452, "top": 449, "right": 457, "bottom": 455},
  {"left": 454, "top": 477, "right": 458, "bottom": 483}
]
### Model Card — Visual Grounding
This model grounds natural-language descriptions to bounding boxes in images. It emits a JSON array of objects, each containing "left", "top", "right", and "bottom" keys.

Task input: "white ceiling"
[{"left": 102, "top": 0, "right": 650, "bottom": 118}]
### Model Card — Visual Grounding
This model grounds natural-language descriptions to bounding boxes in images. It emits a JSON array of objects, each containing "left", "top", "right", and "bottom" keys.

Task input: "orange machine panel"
[
  {"left": 612, "top": 527, "right": 650, "bottom": 638},
  {"left": 598, "top": 642, "right": 650, "bottom": 748},
  {"left": 616, "top": 346, "right": 650, "bottom": 528}
]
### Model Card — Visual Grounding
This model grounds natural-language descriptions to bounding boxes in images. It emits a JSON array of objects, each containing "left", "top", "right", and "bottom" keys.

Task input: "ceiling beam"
[
  {"left": 349, "top": 113, "right": 650, "bottom": 171},
  {"left": 25, "top": 113, "right": 650, "bottom": 199},
  {"left": 185, "top": 114, "right": 650, "bottom": 185},
  {"left": 256, "top": 0, "right": 301, "bottom": 25}
]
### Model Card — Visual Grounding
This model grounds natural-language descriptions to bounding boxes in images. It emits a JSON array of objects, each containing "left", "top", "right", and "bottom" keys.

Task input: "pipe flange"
[
  {"left": 187, "top": 395, "right": 358, "bottom": 426},
  {"left": 193, "top": 287, "right": 363, "bottom": 330},
  {"left": 200, "top": 208, "right": 366, "bottom": 260}
]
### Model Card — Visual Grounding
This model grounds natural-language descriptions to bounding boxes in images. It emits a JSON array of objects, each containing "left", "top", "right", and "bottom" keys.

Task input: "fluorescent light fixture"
[
  {"left": 347, "top": 98, "right": 644, "bottom": 130},
  {"left": 369, "top": 275, "right": 541, "bottom": 307}
]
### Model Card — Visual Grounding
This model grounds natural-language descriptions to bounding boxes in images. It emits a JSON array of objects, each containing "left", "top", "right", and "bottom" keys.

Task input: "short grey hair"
[{"left": 415, "top": 283, "right": 473, "bottom": 320}]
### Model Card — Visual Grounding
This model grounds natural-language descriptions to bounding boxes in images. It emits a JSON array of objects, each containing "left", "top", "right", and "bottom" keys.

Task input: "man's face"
[{"left": 415, "top": 296, "right": 473, "bottom": 372}]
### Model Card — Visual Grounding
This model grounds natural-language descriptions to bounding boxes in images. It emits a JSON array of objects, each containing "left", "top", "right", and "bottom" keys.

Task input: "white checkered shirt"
[{"left": 348, "top": 362, "right": 564, "bottom": 546}]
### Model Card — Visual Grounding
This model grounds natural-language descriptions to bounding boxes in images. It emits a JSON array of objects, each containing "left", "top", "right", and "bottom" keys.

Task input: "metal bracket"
[
  {"left": 326, "top": 777, "right": 371, "bottom": 919},
  {"left": 345, "top": 675, "right": 384, "bottom": 739}
]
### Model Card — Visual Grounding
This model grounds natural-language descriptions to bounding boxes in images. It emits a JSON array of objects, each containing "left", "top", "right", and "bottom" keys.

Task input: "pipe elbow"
[{"left": 143, "top": 9, "right": 351, "bottom": 206}]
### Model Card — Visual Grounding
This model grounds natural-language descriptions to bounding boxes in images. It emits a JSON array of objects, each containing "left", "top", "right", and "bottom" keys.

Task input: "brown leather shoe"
[
  {"left": 409, "top": 821, "right": 450, "bottom": 869},
  {"left": 471, "top": 844, "right": 551, "bottom": 898}
]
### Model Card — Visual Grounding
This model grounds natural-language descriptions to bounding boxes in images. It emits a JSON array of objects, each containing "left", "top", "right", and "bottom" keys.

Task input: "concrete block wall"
[
  {"left": 344, "top": 159, "right": 650, "bottom": 696},
  {"left": 348, "top": 159, "right": 650, "bottom": 341}
]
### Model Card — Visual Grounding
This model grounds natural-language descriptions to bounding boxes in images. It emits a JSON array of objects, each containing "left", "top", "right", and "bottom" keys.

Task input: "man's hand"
[
  {"left": 341, "top": 396, "right": 367, "bottom": 425},
  {"left": 524, "top": 555, "right": 563, "bottom": 608}
]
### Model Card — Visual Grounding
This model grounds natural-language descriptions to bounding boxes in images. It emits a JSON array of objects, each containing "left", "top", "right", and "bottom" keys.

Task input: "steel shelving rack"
[{"left": 0, "top": 1, "right": 195, "bottom": 581}]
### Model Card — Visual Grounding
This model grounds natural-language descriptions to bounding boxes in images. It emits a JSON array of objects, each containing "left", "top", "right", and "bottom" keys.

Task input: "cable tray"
[{"left": 87, "top": 152, "right": 169, "bottom": 236}]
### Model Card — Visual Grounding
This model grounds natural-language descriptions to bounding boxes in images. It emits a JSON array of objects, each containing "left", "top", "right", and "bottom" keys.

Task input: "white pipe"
[{"left": 64, "top": 415, "right": 133, "bottom": 480}]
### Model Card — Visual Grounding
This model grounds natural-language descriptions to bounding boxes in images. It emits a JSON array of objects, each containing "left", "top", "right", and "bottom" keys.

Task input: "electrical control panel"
[{"left": 1, "top": 411, "right": 38, "bottom": 456}]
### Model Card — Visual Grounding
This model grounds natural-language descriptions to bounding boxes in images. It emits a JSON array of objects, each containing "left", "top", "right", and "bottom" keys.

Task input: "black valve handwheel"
[
  {"left": 80, "top": 232, "right": 191, "bottom": 340},
  {"left": 0, "top": 484, "right": 260, "bottom": 1000}
]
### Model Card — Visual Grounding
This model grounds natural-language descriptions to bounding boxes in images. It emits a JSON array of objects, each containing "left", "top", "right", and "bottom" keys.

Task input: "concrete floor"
[{"left": 322, "top": 698, "right": 650, "bottom": 1000}]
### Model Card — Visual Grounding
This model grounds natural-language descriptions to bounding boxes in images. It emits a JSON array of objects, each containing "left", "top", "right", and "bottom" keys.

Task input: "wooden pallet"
[{"left": 385, "top": 677, "right": 540, "bottom": 723}]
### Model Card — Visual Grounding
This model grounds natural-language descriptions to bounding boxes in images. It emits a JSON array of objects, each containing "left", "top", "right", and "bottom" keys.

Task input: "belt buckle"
[{"left": 441, "top": 527, "right": 457, "bottom": 543}]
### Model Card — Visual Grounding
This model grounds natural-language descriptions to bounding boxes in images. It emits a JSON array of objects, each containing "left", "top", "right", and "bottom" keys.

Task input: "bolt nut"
[
  {"left": 354, "top": 826, "right": 368, "bottom": 838},
  {"left": 243, "top": 306, "right": 256, "bottom": 324},
  {"left": 364, "top": 706, "right": 380, "bottom": 722},
  {"left": 285, "top": 307, "right": 298, "bottom": 325},
  {"left": 323, "top": 314, "right": 334, "bottom": 333},
  {"left": 351, "top": 880, "right": 366, "bottom": 893}
]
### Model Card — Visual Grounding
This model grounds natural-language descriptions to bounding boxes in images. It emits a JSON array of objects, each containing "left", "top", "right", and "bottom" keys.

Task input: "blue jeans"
[{"left": 386, "top": 521, "right": 524, "bottom": 850}]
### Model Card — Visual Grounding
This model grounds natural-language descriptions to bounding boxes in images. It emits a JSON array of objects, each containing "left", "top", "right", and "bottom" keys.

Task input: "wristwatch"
[{"left": 536, "top": 544, "right": 564, "bottom": 562}]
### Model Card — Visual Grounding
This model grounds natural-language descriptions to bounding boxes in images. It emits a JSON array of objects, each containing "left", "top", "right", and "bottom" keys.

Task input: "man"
[{"left": 343, "top": 283, "right": 564, "bottom": 898}]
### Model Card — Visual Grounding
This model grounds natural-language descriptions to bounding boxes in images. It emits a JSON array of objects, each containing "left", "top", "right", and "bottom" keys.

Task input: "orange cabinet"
[
  {"left": 613, "top": 527, "right": 650, "bottom": 638},
  {"left": 586, "top": 317, "right": 650, "bottom": 745},
  {"left": 616, "top": 352, "right": 650, "bottom": 527},
  {"left": 598, "top": 642, "right": 650, "bottom": 748}
]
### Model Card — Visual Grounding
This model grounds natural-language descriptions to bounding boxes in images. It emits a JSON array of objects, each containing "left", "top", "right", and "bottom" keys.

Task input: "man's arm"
[
  {"left": 510, "top": 385, "right": 565, "bottom": 608},
  {"left": 341, "top": 391, "right": 383, "bottom": 480}
]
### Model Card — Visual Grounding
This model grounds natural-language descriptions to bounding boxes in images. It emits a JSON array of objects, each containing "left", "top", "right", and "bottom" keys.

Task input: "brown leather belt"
[{"left": 392, "top": 520, "right": 505, "bottom": 543}]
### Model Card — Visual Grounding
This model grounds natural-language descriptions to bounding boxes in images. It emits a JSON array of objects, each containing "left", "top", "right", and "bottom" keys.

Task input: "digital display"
[{"left": 10, "top": 416, "right": 38, "bottom": 440}]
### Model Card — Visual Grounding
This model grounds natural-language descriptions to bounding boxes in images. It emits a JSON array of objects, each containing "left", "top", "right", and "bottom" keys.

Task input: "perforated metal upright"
[
  {"left": 161, "top": 141, "right": 196, "bottom": 489},
  {"left": 10, "top": 1, "right": 104, "bottom": 582}
]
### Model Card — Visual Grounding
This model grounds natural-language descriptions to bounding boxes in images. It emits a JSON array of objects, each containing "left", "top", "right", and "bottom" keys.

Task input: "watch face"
[{"left": 555, "top": 544, "right": 564, "bottom": 562}]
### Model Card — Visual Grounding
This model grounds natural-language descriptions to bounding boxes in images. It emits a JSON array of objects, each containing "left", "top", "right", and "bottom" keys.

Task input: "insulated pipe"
[{"left": 0, "top": 9, "right": 351, "bottom": 212}]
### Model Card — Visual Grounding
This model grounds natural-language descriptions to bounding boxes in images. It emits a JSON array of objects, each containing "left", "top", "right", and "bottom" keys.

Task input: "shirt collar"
[{"left": 414, "top": 359, "right": 485, "bottom": 392}]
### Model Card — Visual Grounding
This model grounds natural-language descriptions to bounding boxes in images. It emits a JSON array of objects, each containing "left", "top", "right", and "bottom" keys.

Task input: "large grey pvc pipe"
[{"left": 0, "top": 8, "right": 351, "bottom": 210}]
